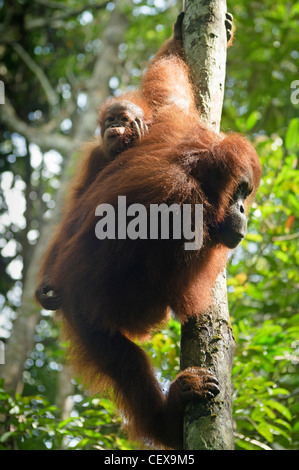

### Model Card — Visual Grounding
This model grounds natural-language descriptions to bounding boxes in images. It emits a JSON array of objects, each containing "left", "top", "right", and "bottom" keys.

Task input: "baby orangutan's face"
[{"left": 101, "top": 101, "right": 148, "bottom": 155}]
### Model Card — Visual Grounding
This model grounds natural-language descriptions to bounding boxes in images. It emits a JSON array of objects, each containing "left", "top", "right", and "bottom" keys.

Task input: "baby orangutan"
[{"left": 101, "top": 100, "right": 148, "bottom": 157}]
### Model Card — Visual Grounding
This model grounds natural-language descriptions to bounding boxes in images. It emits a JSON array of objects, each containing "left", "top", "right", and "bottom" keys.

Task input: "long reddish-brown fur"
[{"left": 36, "top": 20, "right": 261, "bottom": 449}]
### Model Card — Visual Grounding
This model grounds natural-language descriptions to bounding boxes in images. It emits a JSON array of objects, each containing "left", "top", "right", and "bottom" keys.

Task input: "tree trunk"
[{"left": 181, "top": 0, "right": 235, "bottom": 450}]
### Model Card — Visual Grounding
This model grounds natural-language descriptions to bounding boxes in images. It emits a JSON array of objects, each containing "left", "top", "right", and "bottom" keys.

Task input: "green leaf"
[
  {"left": 285, "top": 118, "right": 299, "bottom": 151},
  {"left": 257, "top": 422, "right": 274, "bottom": 442},
  {"left": 245, "top": 111, "right": 261, "bottom": 131},
  {"left": 245, "top": 233, "right": 263, "bottom": 243},
  {"left": 266, "top": 400, "right": 292, "bottom": 421},
  {"left": 290, "top": 3, "right": 299, "bottom": 17},
  {"left": 269, "top": 388, "right": 289, "bottom": 396},
  {"left": 275, "top": 419, "right": 292, "bottom": 431},
  {"left": 0, "top": 432, "right": 17, "bottom": 443}
]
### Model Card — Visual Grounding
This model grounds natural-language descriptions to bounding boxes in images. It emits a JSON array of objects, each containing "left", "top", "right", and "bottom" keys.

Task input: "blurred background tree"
[{"left": 0, "top": 0, "right": 298, "bottom": 450}]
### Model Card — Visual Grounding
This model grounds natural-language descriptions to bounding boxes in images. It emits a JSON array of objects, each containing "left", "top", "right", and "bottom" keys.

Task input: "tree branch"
[
  {"left": 25, "top": 1, "right": 110, "bottom": 31},
  {"left": 181, "top": 0, "right": 235, "bottom": 450},
  {"left": 12, "top": 43, "right": 58, "bottom": 109},
  {"left": 0, "top": 96, "right": 73, "bottom": 156},
  {"left": 33, "top": 0, "right": 74, "bottom": 9}
]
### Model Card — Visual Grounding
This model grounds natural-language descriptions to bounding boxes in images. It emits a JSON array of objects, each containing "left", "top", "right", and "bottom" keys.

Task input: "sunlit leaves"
[{"left": 285, "top": 118, "right": 299, "bottom": 151}]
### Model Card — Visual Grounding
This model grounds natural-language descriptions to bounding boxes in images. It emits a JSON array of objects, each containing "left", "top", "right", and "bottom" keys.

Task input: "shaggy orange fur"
[{"left": 36, "top": 17, "right": 261, "bottom": 449}]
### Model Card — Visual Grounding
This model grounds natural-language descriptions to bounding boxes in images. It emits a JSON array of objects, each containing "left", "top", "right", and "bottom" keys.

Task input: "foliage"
[
  {"left": 222, "top": 0, "right": 299, "bottom": 449},
  {"left": 0, "top": 378, "right": 137, "bottom": 450},
  {"left": 0, "top": 0, "right": 298, "bottom": 450}
]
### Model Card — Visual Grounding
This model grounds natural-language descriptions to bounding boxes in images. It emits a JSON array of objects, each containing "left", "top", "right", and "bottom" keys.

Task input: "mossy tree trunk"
[{"left": 181, "top": 0, "right": 235, "bottom": 450}]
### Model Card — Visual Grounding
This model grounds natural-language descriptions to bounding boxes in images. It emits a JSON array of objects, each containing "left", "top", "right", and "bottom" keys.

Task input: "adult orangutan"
[
  {"left": 36, "top": 11, "right": 232, "bottom": 309},
  {"left": 35, "top": 12, "right": 261, "bottom": 448}
]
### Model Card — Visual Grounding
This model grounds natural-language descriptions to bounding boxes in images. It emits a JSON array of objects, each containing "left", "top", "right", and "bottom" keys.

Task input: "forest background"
[{"left": 0, "top": 0, "right": 298, "bottom": 450}]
